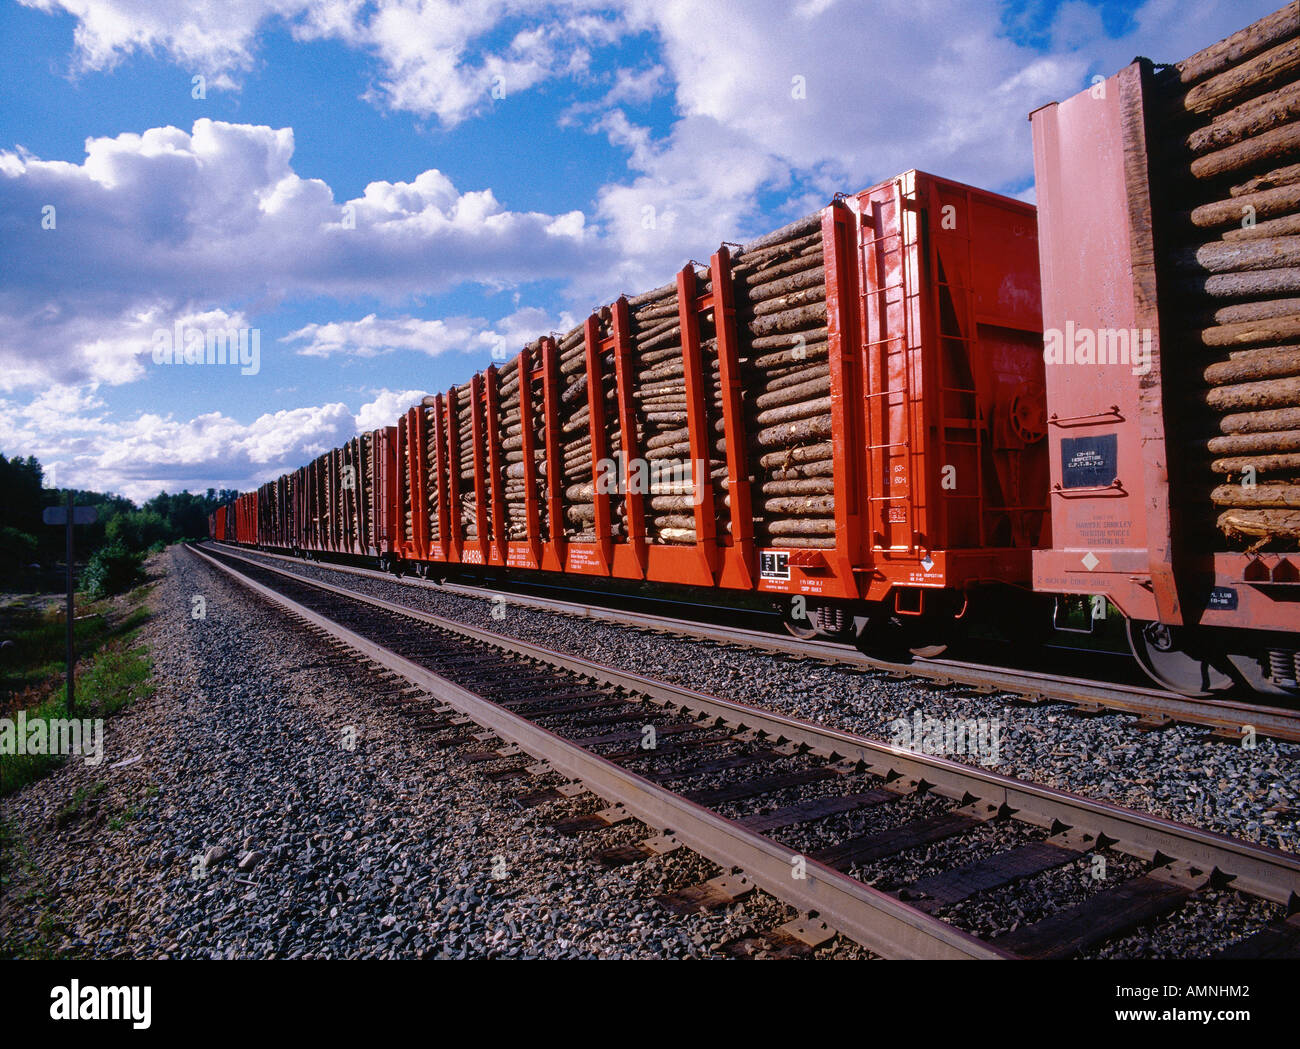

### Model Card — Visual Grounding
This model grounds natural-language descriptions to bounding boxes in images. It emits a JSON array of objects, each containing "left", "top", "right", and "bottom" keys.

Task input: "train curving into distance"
[{"left": 212, "top": 4, "right": 1300, "bottom": 699}]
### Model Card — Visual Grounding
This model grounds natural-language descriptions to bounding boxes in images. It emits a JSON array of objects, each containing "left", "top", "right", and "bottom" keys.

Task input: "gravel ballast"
[{"left": 0, "top": 547, "right": 869, "bottom": 959}]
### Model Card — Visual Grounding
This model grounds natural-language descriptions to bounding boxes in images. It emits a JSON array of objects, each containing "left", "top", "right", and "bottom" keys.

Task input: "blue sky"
[{"left": 0, "top": 0, "right": 1281, "bottom": 500}]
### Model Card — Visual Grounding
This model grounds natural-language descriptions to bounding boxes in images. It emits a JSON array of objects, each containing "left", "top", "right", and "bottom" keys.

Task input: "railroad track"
[
  {"left": 191, "top": 542, "right": 1300, "bottom": 959},
  {"left": 210, "top": 542, "right": 1300, "bottom": 745}
]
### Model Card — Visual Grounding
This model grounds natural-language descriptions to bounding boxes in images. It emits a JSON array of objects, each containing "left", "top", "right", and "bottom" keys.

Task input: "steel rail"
[
  {"left": 210, "top": 542, "right": 1300, "bottom": 744},
  {"left": 189, "top": 543, "right": 1011, "bottom": 959},
  {"left": 196, "top": 543, "right": 1300, "bottom": 914}
]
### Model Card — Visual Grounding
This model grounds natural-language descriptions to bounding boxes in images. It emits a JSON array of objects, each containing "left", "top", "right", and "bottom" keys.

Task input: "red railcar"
[
  {"left": 393, "top": 170, "right": 1045, "bottom": 648},
  {"left": 1030, "top": 8, "right": 1300, "bottom": 695}
]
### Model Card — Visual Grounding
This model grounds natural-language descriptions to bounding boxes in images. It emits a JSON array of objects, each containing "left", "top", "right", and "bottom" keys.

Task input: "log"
[
  {"left": 758, "top": 442, "right": 833, "bottom": 469},
  {"left": 756, "top": 414, "right": 834, "bottom": 449},
  {"left": 765, "top": 517, "right": 836, "bottom": 536},
  {"left": 1174, "top": 4, "right": 1300, "bottom": 86},
  {"left": 653, "top": 514, "right": 698, "bottom": 530},
  {"left": 746, "top": 301, "right": 827, "bottom": 338},
  {"left": 656, "top": 527, "right": 697, "bottom": 543},
  {"left": 1212, "top": 451, "right": 1300, "bottom": 474},
  {"left": 628, "top": 281, "right": 677, "bottom": 308},
  {"left": 1222, "top": 213, "right": 1300, "bottom": 240},
  {"left": 748, "top": 265, "right": 826, "bottom": 302},
  {"left": 1178, "top": 36, "right": 1300, "bottom": 118},
  {"left": 768, "top": 460, "right": 835, "bottom": 479},
  {"left": 1206, "top": 428, "right": 1300, "bottom": 454},
  {"left": 760, "top": 495, "right": 836, "bottom": 515},
  {"left": 1199, "top": 315, "right": 1300, "bottom": 348},
  {"left": 650, "top": 495, "right": 700, "bottom": 512},
  {"left": 645, "top": 427, "right": 690, "bottom": 450},
  {"left": 751, "top": 340, "right": 830, "bottom": 369},
  {"left": 750, "top": 283, "right": 827, "bottom": 317},
  {"left": 1217, "top": 506, "right": 1300, "bottom": 538},
  {"left": 755, "top": 374, "right": 831, "bottom": 409},
  {"left": 733, "top": 231, "right": 822, "bottom": 273},
  {"left": 1185, "top": 79, "right": 1300, "bottom": 154},
  {"left": 632, "top": 315, "right": 679, "bottom": 342},
  {"left": 1206, "top": 374, "right": 1300, "bottom": 410},
  {"left": 1211, "top": 483, "right": 1300, "bottom": 507},
  {"left": 645, "top": 410, "right": 690, "bottom": 424},
  {"left": 1179, "top": 267, "right": 1300, "bottom": 298},
  {"left": 1190, "top": 121, "right": 1300, "bottom": 181},
  {"left": 754, "top": 395, "right": 831, "bottom": 428},
  {"left": 1175, "top": 235, "right": 1300, "bottom": 274},
  {"left": 761, "top": 477, "right": 835, "bottom": 496},
  {"left": 737, "top": 249, "right": 824, "bottom": 288},
  {"left": 737, "top": 210, "right": 824, "bottom": 255},
  {"left": 1220, "top": 405, "right": 1300, "bottom": 432},
  {"left": 761, "top": 362, "right": 830, "bottom": 393},
  {"left": 1230, "top": 160, "right": 1300, "bottom": 195},
  {"left": 1205, "top": 345, "right": 1300, "bottom": 384}
]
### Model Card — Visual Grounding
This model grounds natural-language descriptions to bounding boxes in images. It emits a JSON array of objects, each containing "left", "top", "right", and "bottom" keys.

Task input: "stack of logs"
[
  {"left": 401, "top": 418, "right": 413, "bottom": 545},
  {"left": 1154, "top": 3, "right": 1300, "bottom": 546},
  {"left": 423, "top": 404, "right": 441, "bottom": 543},
  {"left": 732, "top": 211, "right": 835, "bottom": 548},
  {"left": 498, "top": 343, "right": 549, "bottom": 540},
  {"left": 557, "top": 311, "right": 629, "bottom": 540},
  {"left": 454, "top": 385, "right": 485, "bottom": 541}
]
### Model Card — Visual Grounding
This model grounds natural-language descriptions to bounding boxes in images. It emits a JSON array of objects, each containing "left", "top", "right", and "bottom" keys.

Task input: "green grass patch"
[{"left": 0, "top": 579, "right": 156, "bottom": 797}]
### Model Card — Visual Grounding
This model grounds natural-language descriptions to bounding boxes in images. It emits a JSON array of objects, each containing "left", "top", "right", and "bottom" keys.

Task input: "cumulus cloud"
[
  {"left": 0, "top": 119, "right": 591, "bottom": 389},
  {"left": 282, "top": 305, "right": 578, "bottom": 360},
  {"left": 0, "top": 384, "right": 430, "bottom": 501}
]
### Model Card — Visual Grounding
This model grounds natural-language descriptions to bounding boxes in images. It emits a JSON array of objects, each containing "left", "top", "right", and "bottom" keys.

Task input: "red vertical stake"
[
  {"left": 711, "top": 246, "right": 755, "bottom": 585},
  {"left": 584, "top": 313, "right": 613, "bottom": 572},
  {"left": 678, "top": 266, "right": 719, "bottom": 578},
  {"left": 446, "top": 388, "right": 463, "bottom": 556},
  {"left": 484, "top": 365, "right": 507, "bottom": 564},
  {"left": 518, "top": 348, "right": 542, "bottom": 565},
  {"left": 541, "top": 337, "right": 564, "bottom": 562},
  {"left": 432, "top": 395, "right": 449, "bottom": 559},
  {"left": 822, "top": 201, "right": 864, "bottom": 588},
  {"left": 610, "top": 297, "right": 646, "bottom": 576},
  {"left": 470, "top": 372, "right": 489, "bottom": 562}
]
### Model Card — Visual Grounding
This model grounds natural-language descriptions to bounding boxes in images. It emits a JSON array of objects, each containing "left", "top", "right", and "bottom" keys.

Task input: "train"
[{"left": 211, "top": 4, "right": 1300, "bottom": 699}]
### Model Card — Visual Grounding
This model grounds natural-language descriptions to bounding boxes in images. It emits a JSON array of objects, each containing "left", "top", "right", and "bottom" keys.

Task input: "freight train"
[{"left": 211, "top": 4, "right": 1300, "bottom": 699}]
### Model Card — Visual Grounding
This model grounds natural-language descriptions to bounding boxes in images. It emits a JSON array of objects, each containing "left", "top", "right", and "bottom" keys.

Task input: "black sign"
[
  {"left": 1061, "top": 433, "right": 1118, "bottom": 489},
  {"left": 1208, "top": 587, "right": 1238, "bottom": 611}
]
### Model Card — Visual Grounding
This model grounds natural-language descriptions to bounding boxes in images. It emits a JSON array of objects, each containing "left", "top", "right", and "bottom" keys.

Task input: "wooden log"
[
  {"left": 1175, "top": 235, "right": 1300, "bottom": 274},
  {"left": 1219, "top": 405, "right": 1300, "bottom": 433},
  {"left": 737, "top": 210, "right": 824, "bottom": 255},
  {"left": 632, "top": 315, "right": 679, "bottom": 342},
  {"left": 1212, "top": 451, "right": 1300, "bottom": 474},
  {"left": 733, "top": 231, "right": 821, "bottom": 272},
  {"left": 760, "top": 363, "right": 830, "bottom": 393},
  {"left": 1206, "top": 428, "right": 1300, "bottom": 454},
  {"left": 645, "top": 427, "right": 690, "bottom": 450},
  {"left": 748, "top": 264, "right": 826, "bottom": 302},
  {"left": 1222, "top": 213, "right": 1300, "bottom": 240},
  {"left": 1204, "top": 344, "right": 1300, "bottom": 387},
  {"left": 746, "top": 301, "right": 827, "bottom": 338},
  {"left": 1230, "top": 160, "right": 1300, "bottom": 195},
  {"left": 760, "top": 494, "right": 836, "bottom": 515},
  {"left": 1212, "top": 483, "right": 1300, "bottom": 507},
  {"left": 1190, "top": 121, "right": 1300, "bottom": 181},
  {"left": 652, "top": 514, "right": 698, "bottom": 531},
  {"left": 1217, "top": 506, "right": 1300, "bottom": 538},
  {"left": 1179, "top": 267, "right": 1300, "bottom": 298},
  {"left": 754, "top": 535, "right": 836, "bottom": 549},
  {"left": 1199, "top": 315, "right": 1300, "bottom": 348},
  {"left": 635, "top": 300, "right": 681, "bottom": 323},
  {"left": 656, "top": 527, "right": 697, "bottom": 543},
  {"left": 765, "top": 517, "right": 836, "bottom": 536},
  {"left": 1174, "top": 4, "right": 1300, "bottom": 86},
  {"left": 755, "top": 374, "right": 831, "bottom": 409},
  {"left": 628, "top": 281, "right": 676, "bottom": 308},
  {"left": 754, "top": 395, "right": 831, "bottom": 428},
  {"left": 1185, "top": 79, "right": 1300, "bottom": 155},
  {"left": 758, "top": 442, "right": 833, "bottom": 469},
  {"left": 1206, "top": 374, "right": 1300, "bottom": 410},
  {"left": 768, "top": 460, "right": 835, "bottom": 479},
  {"left": 751, "top": 283, "right": 827, "bottom": 318},
  {"left": 566, "top": 483, "right": 594, "bottom": 501},
  {"left": 645, "top": 410, "right": 689, "bottom": 424},
  {"left": 761, "top": 477, "right": 835, "bottom": 496},
  {"left": 737, "top": 249, "right": 823, "bottom": 288},
  {"left": 751, "top": 340, "right": 830, "bottom": 369},
  {"left": 1178, "top": 36, "right": 1300, "bottom": 119}
]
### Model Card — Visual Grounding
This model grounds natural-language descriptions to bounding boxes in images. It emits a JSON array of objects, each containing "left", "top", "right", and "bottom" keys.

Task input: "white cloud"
[
  {"left": 355, "top": 387, "right": 425, "bottom": 431},
  {"left": 0, "top": 119, "right": 592, "bottom": 390}
]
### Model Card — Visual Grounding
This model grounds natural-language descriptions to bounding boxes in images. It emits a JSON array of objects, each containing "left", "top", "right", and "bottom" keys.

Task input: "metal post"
[{"left": 65, "top": 488, "right": 74, "bottom": 714}]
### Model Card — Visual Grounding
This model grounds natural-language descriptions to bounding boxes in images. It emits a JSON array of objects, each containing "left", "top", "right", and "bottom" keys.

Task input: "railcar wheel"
[
  {"left": 781, "top": 602, "right": 855, "bottom": 643},
  {"left": 1126, "top": 619, "right": 1235, "bottom": 696}
]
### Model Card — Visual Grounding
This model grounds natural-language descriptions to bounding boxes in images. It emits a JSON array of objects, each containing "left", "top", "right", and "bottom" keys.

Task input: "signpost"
[{"left": 43, "top": 493, "right": 97, "bottom": 713}]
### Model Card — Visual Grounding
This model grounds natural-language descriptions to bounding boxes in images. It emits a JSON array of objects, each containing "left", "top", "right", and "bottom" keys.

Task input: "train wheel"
[
  {"left": 1126, "top": 619, "right": 1235, "bottom": 696},
  {"left": 781, "top": 602, "right": 855, "bottom": 643}
]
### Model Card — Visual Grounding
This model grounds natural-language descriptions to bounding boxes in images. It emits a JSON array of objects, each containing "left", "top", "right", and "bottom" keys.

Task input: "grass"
[{"left": 0, "top": 581, "right": 155, "bottom": 797}]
